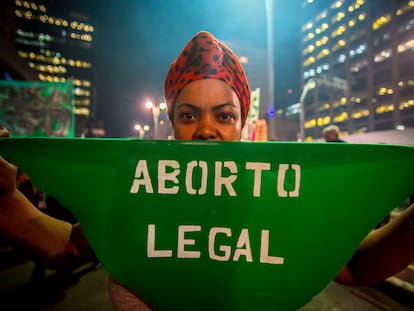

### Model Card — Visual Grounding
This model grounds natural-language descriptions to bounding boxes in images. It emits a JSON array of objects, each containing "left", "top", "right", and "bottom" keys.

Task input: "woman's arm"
[
  {"left": 0, "top": 156, "right": 81, "bottom": 270},
  {"left": 336, "top": 203, "right": 414, "bottom": 285}
]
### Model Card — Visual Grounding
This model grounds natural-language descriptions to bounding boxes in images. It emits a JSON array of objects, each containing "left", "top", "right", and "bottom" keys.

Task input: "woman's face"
[{"left": 172, "top": 79, "right": 242, "bottom": 141}]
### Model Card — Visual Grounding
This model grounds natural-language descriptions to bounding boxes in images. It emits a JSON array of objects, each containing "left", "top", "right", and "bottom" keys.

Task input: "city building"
[
  {"left": 0, "top": 0, "right": 38, "bottom": 81},
  {"left": 5, "top": 0, "right": 98, "bottom": 136},
  {"left": 291, "top": 0, "right": 414, "bottom": 141}
]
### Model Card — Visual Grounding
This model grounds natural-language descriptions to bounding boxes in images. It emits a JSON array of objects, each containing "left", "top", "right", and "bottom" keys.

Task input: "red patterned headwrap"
[{"left": 164, "top": 31, "right": 251, "bottom": 126}]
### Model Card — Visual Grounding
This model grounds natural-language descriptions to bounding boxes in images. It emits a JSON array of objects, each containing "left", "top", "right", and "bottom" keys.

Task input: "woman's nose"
[{"left": 193, "top": 117, "right": 218, "bottom": 140}]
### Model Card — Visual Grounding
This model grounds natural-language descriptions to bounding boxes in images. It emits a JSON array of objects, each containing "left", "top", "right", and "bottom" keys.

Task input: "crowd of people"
[{"left": 1, "top": 31, "right": 413, "bottom": 310}]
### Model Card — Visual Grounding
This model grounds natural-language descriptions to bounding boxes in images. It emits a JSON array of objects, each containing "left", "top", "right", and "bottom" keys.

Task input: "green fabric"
[
  {"left": 1, "top": 138, "right": 413, "bottom": 310},
  {"left": 0, "top": 80, "right": 74, "bottom": 137}
]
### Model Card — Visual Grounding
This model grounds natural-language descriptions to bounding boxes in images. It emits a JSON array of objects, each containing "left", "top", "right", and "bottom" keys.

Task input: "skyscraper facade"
[
  {"left": 294, "top": 0, "right": 414, "bottom": 140},
  {"left": 12, "top": 0, "right": 96, "bottom": 136}
]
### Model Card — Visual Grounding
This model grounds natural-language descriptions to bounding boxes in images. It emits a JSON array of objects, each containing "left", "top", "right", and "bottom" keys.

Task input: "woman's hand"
[
  {"left": 0, "top": 156, "right": 17, "bottom": 194},
  {"left": 0, "top": 125, "right": 10, "bottom": 138}
]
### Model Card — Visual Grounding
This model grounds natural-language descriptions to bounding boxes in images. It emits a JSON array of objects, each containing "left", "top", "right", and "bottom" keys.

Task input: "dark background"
[{"left": 79, "top": 1, "right": 302, "bottom": 137}]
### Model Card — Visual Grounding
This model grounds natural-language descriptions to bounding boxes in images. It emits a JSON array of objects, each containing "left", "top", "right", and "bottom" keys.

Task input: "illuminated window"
[
  {"left": 350, "top": 60, "right": 368, "bottom": 73},
  {"left": 375, "top": 105, "right": 393, "bottom": 114},
  {"left": 372, "top": 14, "right": 391, "bottom": 30},
  {"left": 396, "top": 1, "right": 414, "bottom": 16},
  {"left": 305, "top": 119, "right": 316, "bottom": 129},
  {"left": 316, "top": 49, "right": 330, "bottom": 59},
  {"left": 74, "top": 107, "right": 91, "bottom": 116},
  {"left": 398, "top": 39, "right": 414, "bottom": 53},
  {"left": 374, "top": 49, "right": 392, "bottom": 62},
  {"left": 332, "top": 24, "right": 346, "bottom": 38},
  {"left": 352, "top": 109, "right": 369, "bottom": 118},
  {"left": 303, "top": 45, "right": 315, "bottom": 55},
  {"left": 349, "top": 43, "right": 367, "bottom": 59},
  {"left": 316, "top": 10, "right": 328, "bottom": 22},
  {"left": 304, "top": 56, "right": 316, "bottom": 67},
  {"left": 399, "top": 99, "right": 414, "bottom": 110},
  {"left": 336, "top": 11, "right": 345, "bottom": 22},
  {"left": 377, "top": 87, "right": 393, "bottom": 96},
  {"left": 334, "top": 112, "right": 348, "bottom": 123},
  {"left": 331, "top": 0, "right": 345, "bottom": 10}
]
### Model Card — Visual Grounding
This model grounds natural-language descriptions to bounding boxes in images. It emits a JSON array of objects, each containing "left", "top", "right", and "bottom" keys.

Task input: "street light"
[
  {"left": 134, "top": 123, "right": 149, "bottom": 139},
  {"left": 145, "top": 100, "right": 166, "bottom": 139},
  {"left": 265, "top": 0, "right": 275, "bottom": 140},
  {"left": 299, "top": 79, "right": 317, "bottom": 141}
]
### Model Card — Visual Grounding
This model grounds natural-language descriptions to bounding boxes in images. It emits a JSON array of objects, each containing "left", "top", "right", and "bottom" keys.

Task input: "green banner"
[
  {"left": 0, "top": 80, "right": 74, "bottom": 137},
  {"left": 1, "top": 138, "right": 413, "bottom": 310}
]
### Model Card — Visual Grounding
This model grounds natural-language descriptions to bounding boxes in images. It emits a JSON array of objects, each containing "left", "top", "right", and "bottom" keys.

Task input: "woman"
[{"left": 0, "top": 31, "right": 251, "bottom": 310}]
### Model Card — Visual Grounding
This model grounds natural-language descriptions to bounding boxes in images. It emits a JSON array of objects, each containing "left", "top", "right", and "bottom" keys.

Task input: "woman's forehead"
[{"left": 176, "top": 79, "right": 240, "bottom": 106}]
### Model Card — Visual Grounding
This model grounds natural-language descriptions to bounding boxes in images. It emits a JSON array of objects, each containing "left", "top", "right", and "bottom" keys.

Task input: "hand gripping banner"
[{"left": 1, "top": 138, "right": 413, "bottom": 310}]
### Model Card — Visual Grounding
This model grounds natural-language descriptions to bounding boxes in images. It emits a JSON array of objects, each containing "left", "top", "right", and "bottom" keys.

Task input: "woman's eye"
[
  {"left": 219, "top": 112, "right": 234, "bottom": 121},
  {"left": 178, "top": 112, "right": 196, "bottom": 120}
]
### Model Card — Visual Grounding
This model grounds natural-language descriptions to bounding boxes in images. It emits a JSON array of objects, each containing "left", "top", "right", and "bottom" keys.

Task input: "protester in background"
[{"left": 323, "top": 124, "right": 345, "bottom": 142}]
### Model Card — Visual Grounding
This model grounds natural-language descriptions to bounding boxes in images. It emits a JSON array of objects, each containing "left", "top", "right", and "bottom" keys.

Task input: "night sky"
[{"left": 83, "top": 1, "right": 301, "bottom": 137}]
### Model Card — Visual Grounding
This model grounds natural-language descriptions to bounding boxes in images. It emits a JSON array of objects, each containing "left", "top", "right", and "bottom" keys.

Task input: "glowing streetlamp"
[
  {"left": 134, "top": 123, "right": 149, "bottom": 139},
  {"left": 145, "top": 100, "right": 167, "bottom": 139}
]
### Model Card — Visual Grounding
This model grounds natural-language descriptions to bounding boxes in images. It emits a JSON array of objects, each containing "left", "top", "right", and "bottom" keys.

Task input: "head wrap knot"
[{"left": 164, "top": 31, "right": 251, "bottom": 126}]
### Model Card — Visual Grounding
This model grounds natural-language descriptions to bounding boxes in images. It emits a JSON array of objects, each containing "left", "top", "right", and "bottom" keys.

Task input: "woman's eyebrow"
[
  {"left": 175, "top": 102, "right": 237, "bottom": 112},
  {"left": 175, "top": 103, "right": 201, "bottom": 112},
  {"left": 212, "top": 103, "right": 238, "bottom": 112}
]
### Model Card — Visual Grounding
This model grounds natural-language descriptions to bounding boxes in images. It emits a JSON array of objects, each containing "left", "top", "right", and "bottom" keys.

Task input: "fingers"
[
  {"left": 0, "top": 156, "right": 17, "bottom": 194},
  {"left": 0, "top": 125, "right": 10, "bottom": 138}
]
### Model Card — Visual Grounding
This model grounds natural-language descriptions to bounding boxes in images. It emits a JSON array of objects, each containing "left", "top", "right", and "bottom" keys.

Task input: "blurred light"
[
  {"left": 239, "top": 56, "right": 248, "bottom": 64},
  {"left": 145, "top": 101, "right": 153, "bottom": 109},
  {"left": 308, "top": 80, "right": 316, "bottom": 89},
  {"left": 268, "top": 106, "right": 275, "bottom": 118},
  {"left": 396, "top": 125, "right": 405, "bottom": 130}
]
